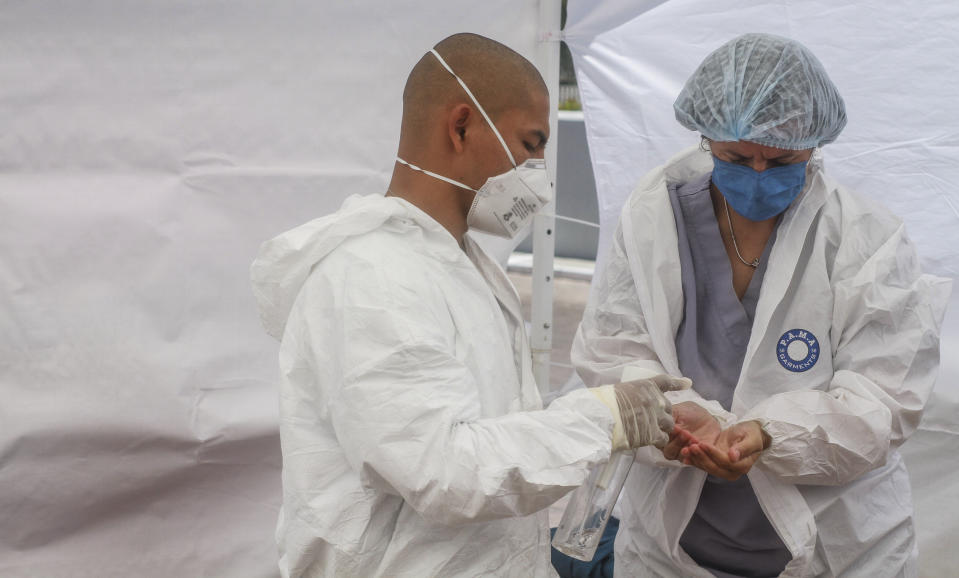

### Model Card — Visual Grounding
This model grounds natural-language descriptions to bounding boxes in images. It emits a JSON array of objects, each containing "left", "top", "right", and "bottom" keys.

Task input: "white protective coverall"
[
  {"left": 572, "top": 147, "right": 952, "bottom": 577},
  {"left": 252, "top": 193, "right": 617, "bottom": 577}
]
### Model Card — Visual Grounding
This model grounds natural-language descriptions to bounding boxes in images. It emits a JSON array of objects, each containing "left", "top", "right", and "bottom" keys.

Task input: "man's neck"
[{"left": 387, "top": 164, "right": 473, "bottom": 248}]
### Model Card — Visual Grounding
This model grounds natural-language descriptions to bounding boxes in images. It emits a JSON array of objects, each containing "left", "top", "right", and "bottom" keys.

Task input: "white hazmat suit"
[
  {"left": 573, "top": 147, "right": 951, "bottom": 577},
  {"left": 251, "top": 193, "right": 620, "bottom": 577}
]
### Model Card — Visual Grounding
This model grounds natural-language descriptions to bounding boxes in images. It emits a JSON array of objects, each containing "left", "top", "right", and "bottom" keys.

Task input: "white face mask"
[{"left": 396, "top": 49, "right": 552, "bottom": 239}]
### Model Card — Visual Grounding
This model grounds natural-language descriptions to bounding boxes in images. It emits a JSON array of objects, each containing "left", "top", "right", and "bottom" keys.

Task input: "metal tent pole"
[{"left": 530, "top": 0, "right": 562, "bottom": 395}]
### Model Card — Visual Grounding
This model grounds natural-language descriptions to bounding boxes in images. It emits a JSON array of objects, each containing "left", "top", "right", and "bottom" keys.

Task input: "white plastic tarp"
[
  {"left": 0, "top": 2, "right": 542, "bottom": 576},
  {"left": 565, "top": 1, "right": 959, "bottom": 574}
]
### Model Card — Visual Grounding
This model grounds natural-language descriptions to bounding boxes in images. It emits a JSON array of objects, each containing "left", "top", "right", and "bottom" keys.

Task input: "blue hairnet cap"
[{"left": 674, "top": 33, "right": 847, "bottom": 150}]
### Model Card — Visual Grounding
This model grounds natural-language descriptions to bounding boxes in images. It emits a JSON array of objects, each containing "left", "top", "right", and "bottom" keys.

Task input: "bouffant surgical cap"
[{"left": 674, "top": 33, "right": 846, "bottom": 150}]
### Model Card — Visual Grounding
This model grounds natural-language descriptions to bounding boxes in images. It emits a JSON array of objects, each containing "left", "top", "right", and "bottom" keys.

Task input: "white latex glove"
[{"left": 591, "top": 375, "right": 692, "bottom": 451}]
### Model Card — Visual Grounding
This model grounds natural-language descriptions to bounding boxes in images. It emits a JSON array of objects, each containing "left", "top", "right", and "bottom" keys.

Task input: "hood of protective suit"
[{"left": 251, "top": 194, "right": 421, "bottom": 341}]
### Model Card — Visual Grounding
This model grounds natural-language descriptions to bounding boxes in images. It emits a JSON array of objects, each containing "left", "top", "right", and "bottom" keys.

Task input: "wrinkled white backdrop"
[
  {"left": 565, "top": 1, "right": 959, "bottom": 574},
  {"left": 5, "top": 0, "right": 958, "bottom": 576},
  {"left": 0, "top": 2, "right": 540, "bottom": 576}
]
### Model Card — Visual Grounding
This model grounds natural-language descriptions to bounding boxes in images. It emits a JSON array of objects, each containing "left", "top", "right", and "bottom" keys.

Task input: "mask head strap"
[
  {"left": 395, "top": 157, "right": 475, "bottom": 192},
  {"left": 429, "top": 48, "right": 517, "bottom": 168}
]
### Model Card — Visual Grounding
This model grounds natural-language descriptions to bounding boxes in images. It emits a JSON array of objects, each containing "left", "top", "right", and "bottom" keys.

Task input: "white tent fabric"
[
  {"left": 0, "top": 2, "right": 542, "bottom": 576},
  {"left": 565, "top": 1, "right": 959, "bottom": 575}
]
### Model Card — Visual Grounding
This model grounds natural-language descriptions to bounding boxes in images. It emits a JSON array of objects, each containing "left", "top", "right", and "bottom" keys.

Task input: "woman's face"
[{"left": 710, "top": 140, "right": 814, "bottom": 172}]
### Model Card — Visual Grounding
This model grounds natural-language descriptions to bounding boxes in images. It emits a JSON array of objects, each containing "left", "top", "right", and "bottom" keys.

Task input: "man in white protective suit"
[
  {"left": 572, "top": 33, "right": 952, "bottom": 577},
  {"left": 250, "top": 33, "right": 690, "bottom": 577}
]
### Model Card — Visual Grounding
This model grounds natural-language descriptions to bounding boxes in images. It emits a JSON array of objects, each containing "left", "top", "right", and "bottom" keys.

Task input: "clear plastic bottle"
[{"left": 551, "top": 450, "right": 635, "bottom": 561}]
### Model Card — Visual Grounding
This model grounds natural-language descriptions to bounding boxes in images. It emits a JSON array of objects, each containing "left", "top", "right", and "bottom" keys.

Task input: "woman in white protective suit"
[{"left": 572, "top": 33, "right": 951, "bottom": 577}]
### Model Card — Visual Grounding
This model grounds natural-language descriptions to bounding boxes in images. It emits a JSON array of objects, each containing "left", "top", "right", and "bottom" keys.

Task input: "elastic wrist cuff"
[
  {"left": 590, "top": 385, "right": 628, "bottom": 451},
  {"left": 734, "top": 416, "right": 773, "bottom": 449}
]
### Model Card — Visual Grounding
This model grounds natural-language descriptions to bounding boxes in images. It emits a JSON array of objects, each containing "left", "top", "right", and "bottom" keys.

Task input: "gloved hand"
[{"left": 590, "top": 375, "right": 692, "bottom": 451}]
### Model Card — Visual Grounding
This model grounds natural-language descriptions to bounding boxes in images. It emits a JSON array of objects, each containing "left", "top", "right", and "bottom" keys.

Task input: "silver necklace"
[{"left": 723, "top": 196, "right": 760, "bottom": 269}]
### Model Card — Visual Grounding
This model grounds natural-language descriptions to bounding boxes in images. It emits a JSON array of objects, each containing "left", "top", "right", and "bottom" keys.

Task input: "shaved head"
[{"left": 401, "top": 33, "right": 548, "bottom": 141}]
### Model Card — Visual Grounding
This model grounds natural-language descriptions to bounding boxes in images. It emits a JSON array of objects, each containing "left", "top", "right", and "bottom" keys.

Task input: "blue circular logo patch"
[{"left": 777, "top": 329, "right": 820, "bottom": 373}]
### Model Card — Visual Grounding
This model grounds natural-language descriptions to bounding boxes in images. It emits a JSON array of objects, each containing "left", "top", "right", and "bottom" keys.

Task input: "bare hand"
[
  {"left": 680, "top": 421, "right": 769, "bottom": 481},
  {"left": 662, "top": 402, "right": 721, "bottom": 461}
]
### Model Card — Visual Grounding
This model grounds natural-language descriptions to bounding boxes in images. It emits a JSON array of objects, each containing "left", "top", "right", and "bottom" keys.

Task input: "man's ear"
[{"left": 448, "top": 103, "right": 471, "bottom": 154}]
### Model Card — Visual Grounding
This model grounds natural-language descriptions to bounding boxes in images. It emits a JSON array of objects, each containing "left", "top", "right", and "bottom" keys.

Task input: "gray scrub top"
[{"left": 668, "top": 174, "right": 792, "bottom": 578}]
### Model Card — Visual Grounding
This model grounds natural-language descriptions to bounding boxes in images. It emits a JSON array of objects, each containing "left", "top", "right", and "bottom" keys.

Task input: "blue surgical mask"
[{"left": 711, "top": 157, "right": 808, "bottom": 221}]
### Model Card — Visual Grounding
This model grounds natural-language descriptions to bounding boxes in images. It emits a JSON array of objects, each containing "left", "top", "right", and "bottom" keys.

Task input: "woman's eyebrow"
[{"left": 769, "top": 151, "right": 802, "bottom": 162}]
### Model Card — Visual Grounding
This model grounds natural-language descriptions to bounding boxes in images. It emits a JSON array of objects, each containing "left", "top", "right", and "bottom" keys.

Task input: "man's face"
[{"left": 473, "top": 88, "right": 550, "bottom": 179}]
